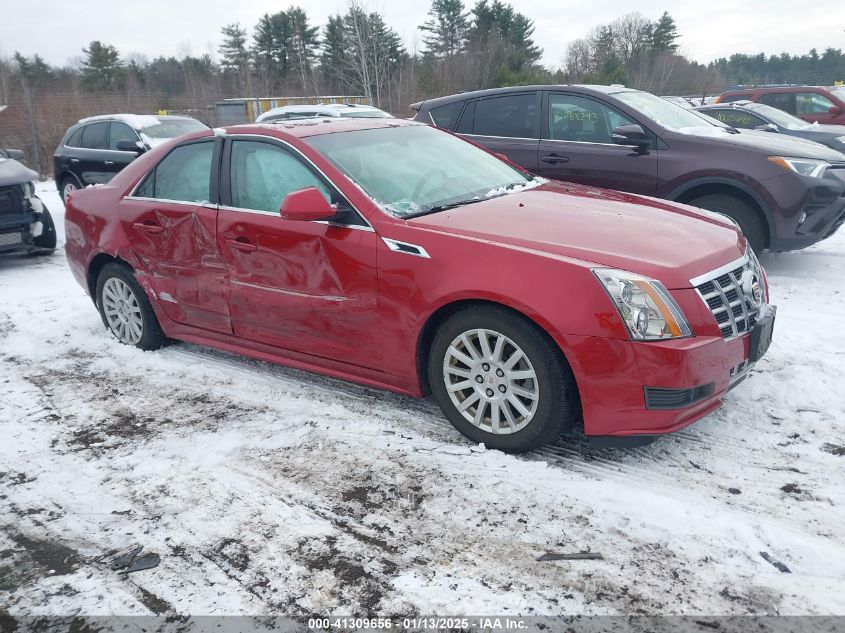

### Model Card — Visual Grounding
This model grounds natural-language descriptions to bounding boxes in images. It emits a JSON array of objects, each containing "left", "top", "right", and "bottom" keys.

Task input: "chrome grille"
[{"left": 693, "top": 252, "right": 766, "bottom": 339}]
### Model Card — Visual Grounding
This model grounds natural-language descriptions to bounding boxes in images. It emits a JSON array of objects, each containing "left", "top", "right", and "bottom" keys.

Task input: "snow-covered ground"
[{"left": 1, "top": 182, "right": 844, "bottom": 617}]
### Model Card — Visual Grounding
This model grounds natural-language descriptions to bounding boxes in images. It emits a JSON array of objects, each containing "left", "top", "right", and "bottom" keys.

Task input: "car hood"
[
  {"left": 408, "top": 181, "right": 744, "bottom": 289},
  {"left": 700, "top": 128, "right": 845, "bottom": 160},
  {"left": 0, "top": 157, "right": 38, "bottom": 187}
]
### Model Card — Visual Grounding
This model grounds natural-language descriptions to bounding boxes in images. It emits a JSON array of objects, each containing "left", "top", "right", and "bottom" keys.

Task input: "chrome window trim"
[
  {"left": 218, "top": 204, "right": 375, "bottom": 232},
  {"left": 381, "top": 237, "right": 430, "bottom": 258},
  {"left": 461, "top": 133, "right": 539, "bottom": 142},
  {"left": 226, "top": 133, "right": 374, "bottom": 231},
  {"left": 689, "top": 253, "right": 748, "bottom": 287}
]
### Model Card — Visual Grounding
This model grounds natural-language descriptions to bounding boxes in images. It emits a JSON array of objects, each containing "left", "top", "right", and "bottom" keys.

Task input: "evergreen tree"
[
  {"left": 287, "top": 7, "right": 320, "bottom": 90},
  {"left": 649, "top": 12, "right": 679, "bottom": 53},
  {"left": 219, "top": 23, "right": 251, "bottom": 94},
  {"left": 420, "top": 0, "right": 470, "bottom": 59},
  {"left": 320, "top": 15, "right": 347, "bottom": 91},
  {"left": 79, "top": 41, "right": 124, "bottom": 90}
]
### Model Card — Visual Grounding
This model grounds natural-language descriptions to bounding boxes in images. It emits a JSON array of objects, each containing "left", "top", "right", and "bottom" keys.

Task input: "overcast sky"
[{"left": 2, "top": 0, "right": 843, "bottom": 70}]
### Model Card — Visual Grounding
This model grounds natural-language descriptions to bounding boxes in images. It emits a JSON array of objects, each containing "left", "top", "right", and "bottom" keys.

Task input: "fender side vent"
[{"left": 382, "top": 237, "right": 430, "bottom": 258}]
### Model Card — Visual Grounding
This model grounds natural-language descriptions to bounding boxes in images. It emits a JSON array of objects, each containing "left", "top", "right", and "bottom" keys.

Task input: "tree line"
[{"left": 1, "top": 1, "right": 843, "bottom": 174}]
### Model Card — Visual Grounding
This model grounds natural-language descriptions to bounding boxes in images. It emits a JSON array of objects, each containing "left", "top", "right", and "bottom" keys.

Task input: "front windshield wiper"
[{"left": 403, "top": 197, "right": 488, "bottom": 219}]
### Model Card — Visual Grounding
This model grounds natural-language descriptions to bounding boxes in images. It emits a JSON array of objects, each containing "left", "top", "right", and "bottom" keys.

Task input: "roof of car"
[
  {"left": 76, "top": 113, "right": 197, "bottom": 128},
  {"left": 413, "top": 84, "right": 637, "bottom": 109},
  {"left": 225, "top": 117, "right": 422, "bottom": 139},
  {"left": 699, "top": 100, "right": 754, "bottom": 108}
]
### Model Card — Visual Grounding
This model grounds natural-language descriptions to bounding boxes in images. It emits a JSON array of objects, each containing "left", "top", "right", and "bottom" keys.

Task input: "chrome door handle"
[
  {"left": 541, "top": 154, "right": 569, "bottom": 164},
  {"left": 104, "top": 160, "right": 114, "bottom": 166},
  {"left": 69, "top": 158, "right": 80, "bottom": 163},
  {"left": 132, "top": 221, "right": 164, "bottom": 234},
  {"left": 225, "top": 237, "right": 257, "bottom": 252}
]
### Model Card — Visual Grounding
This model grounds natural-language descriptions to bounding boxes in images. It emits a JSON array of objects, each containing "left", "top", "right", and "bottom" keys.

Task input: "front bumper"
[
  {"left": 0, "top": 210, "right": 38, "bottom": 254},
  {"left": 767, "top": 168, "right": 845, "bottom": 251},
  {"left": 563, "top": 328, "right": 759, "bottom": 442}
]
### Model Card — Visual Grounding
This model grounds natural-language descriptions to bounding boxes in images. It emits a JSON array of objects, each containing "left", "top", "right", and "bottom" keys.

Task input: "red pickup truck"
[{"left": 717, "top": 86, "right": 845, "bottom": 125}]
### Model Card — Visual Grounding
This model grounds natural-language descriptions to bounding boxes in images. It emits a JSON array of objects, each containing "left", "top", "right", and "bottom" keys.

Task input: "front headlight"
[
  {"left": 768, "top": 156, "right": 829, "bottom": 178},
  {"left": 594, "top": 268, "right": 692, "bottom": 341}
]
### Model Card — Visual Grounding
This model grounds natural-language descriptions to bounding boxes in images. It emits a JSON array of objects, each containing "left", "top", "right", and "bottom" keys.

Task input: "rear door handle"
[
  {"left": 132, "top": 220, "right": 164, "bottom": 234},
  {"left": 70, "top": 158, "right": 80, "bottom": 163},
  {"left": 541, "top": 154, "right": 569, "bottom": 164},
  {"left": 104, "top": 160, "right": 114, "bottom": 166},
  {"left": 225, "top": 236, "right": 257, "bottom": 252}
]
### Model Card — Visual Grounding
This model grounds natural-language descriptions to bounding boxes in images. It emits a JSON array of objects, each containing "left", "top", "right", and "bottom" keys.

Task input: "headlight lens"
[
  {"left": 768, "top": 156, "right": 829, "bottom": 178},
  {"left": 593, "top": 269, "right": 692, "bottom": 341}
]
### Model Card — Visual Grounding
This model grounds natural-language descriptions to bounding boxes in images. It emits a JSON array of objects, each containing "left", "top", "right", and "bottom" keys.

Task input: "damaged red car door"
[
  {"left": 216, "top": 137, "right": 380, "bottom": 366},
  {"left": 123, "top": 138, "right": 232, "bottom": 334}
]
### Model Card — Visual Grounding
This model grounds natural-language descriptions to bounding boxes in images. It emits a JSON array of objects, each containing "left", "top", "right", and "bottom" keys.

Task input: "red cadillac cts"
[{"left": 64, "top": 118, "right": 776, "bottom": 453}]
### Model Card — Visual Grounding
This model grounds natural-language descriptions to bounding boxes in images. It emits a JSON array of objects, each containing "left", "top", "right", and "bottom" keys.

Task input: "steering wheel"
[{"left": 412, "top": 168, "right": 448, "bottom": 200}]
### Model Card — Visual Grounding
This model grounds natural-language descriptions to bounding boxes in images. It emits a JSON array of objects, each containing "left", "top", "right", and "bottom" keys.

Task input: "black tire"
[
  {"left": 60, "top": 176, "right": 80, "bottom": 203},
  {"left": 31, "top": 206, "right": 57, "bottom": 253},
  {"left": 428, "top": 305, "right": 577, "bottom": 453},
  {"left": 687, "top": 194, "right": 767, "bottom": 254},
  {"left": 95, "top": 262, "right": 168, "bottom": 351}
]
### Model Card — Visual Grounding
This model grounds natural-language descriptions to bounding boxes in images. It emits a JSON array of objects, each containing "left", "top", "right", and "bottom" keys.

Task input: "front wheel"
[
  {"left": 96, "top": 263, "right": 167, "bottom": 351},
  {"left": 687, "top": 194, "right": 767, "bottom": 254},
  {"left": 428, "top": 306, "right": 577, "bottom": 453}
]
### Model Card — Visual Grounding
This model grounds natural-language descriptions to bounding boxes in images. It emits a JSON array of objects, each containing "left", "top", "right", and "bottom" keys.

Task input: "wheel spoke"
[
  {"left": 447, "top": 345, "right": 475, "bottom": 368},
  {"left": 510, "top": 385, "right": 537, "bottom": 401},
  {"left": 458, "top": 392, "right": 480, "bottom": 412},
  {"left": 473, "top": 401, "right": 487, "bottom": 425},
  {"left": 501, "top": 401, "right": 517, "bottom": 428},
  {"left": 447, "top": 380, "right": 473, "bottom": 393},
  {"left": 446, "top": 366, "right": 471, "bottom": 379},
  {"left": 460, "top": 333, "right": 480, "bottom": 360},
  {"left": 490, "top": 402, "right": 501, "bottom": 433},
  {"left": 508, "top": 369, "right": 535, "bottom": 381},
  {"left": 504, "top": 349, "right": 525, "bottom": 370},
  {"left": 476, "top": 329, "right": 493, "bottom": 358},
  {"left": 507, "top": 393, "right": 531, "bottom": 418},
  {"left": 491, "top": 334, "right": 505, "bottom": 362}
]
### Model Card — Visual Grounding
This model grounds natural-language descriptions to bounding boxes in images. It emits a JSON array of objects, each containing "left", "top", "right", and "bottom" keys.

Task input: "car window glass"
[
  {"left": 230, "top": 140, "right": 331, "bottom": 213},
  {"left": 110, "top": 122, "right": 138, "bottom": 150},
  {"left": 472, "top": 94, "right": 536, "bottom": 138},
  {"left": 455, "top": 100, "right": 476, "bottom": 133},
  {"left": 429, "top": 102, "right": 463, "bottom": 129},
  {"left": 700, "top": 109, "right": 765, "bottom": 129},
  {"left": 796, "top": 92, "right": 835, "bottom": 115},
  {"left": 759, "top": 93, "right": 795, "bottom": 114},
  {"left": 152, "top": 142, "right": 213, "bottom": 202},
  {"left": 81, "top": 122, "right": 109, "bottom": 149},
  {"left": 548, "top": 94, "right": 634, "bottom": 143},
  {"left": 66, "top": 128, "right": 84, "bottom": 147}
]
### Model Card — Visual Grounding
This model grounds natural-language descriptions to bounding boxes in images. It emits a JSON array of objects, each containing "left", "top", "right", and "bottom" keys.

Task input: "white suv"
[{"left": 255, "top": 103, "right": 392, "bottom": 123}]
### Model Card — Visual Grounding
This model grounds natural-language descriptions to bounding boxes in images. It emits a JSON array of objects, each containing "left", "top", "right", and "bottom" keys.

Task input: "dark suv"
[
  {"left": 53, "top": 114, "right": 208, "bottom": 202},
  {"left": 717, "top": 86, "right": 845, "bottom": 125},
  {"left": 411, "top": 85, "right": 845, "bottom": 252}
]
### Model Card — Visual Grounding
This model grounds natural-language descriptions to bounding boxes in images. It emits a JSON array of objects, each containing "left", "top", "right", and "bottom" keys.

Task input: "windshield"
[
  {"left": 141, "top": 118, "right": 208, "bottom": 139},
  {"left": 615, "top": 91, "right": 727, "bottom": 133},
  {"left": 306, "top": 125, "right": 536, "bottom": 218},
  {"left": 746, "top": 103, "right": 810, "bottom": 129},
  {"left": 830, "top": 87, "right": 845, "bottom": 99},
  {"left": 339, "top": 110, "right": 391, "bottom": 118}
]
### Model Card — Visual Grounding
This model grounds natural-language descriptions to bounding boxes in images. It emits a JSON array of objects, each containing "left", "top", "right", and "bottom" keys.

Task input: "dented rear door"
[{"left": 121, "top": 138, "right": 232, "bottom": 334}]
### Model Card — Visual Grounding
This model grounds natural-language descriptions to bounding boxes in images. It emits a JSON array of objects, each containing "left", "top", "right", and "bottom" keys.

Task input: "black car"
[
  {"left": 411, "top": 85, "right": 845, "bottom": 253},
  {"left": 696, "top": 101, "right": 845, "bottom": 153},
  {"left": 0, "top": 148, "right": 56, "bottom": 255},
  {"left": 53, "top": 114, "right": 208, "bottom": 202}
]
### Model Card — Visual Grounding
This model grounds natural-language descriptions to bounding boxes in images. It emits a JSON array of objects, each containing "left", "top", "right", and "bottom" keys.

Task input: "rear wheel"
[
  {"left": 96, "top": 263, "right": 167, "bottom": 351},
  {"left": 428, "top": 306, "right": 577, "bottom": 453},
  {"left": 60, "top": 177, "right": 79, "bottom": 203},
  {"left": 687, "top": 194, "right": 767, "bottom": 254}
]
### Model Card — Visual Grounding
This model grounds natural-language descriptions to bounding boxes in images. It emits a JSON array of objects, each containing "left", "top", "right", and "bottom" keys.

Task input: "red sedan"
[{"left": 64, "top": 119, "right": 776, "bottom": 452}]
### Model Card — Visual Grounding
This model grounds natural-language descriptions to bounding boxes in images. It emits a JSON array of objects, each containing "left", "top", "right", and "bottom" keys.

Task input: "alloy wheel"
[
  {"left": 442, "top": 328, "right": 539, "bottom": 434},
  {"left": 62, "top": 181, "right": 78, "bottom": 200},
  {"left": 101, "top": 277, "right": 144, "bottom": 345}
]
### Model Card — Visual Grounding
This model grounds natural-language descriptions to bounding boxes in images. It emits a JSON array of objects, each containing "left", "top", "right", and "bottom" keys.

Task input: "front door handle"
[
  {"left": 104, "top": 160, "right": 115, "bottom": 166},
  {"left": 70, "top": 158, "right": 80, "bottom": 163},
  {"left": 132, "top": 220, "right": 164, "bottom": 234},
  {"left": 225, "top": 236, "right": 257, "bottom": 252},
  {"left": 541, "top": 153, "right": 569, "bottom": 165}
]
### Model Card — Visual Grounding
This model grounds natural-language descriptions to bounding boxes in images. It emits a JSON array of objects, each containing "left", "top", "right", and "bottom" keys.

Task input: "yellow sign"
[{"left": 835, "top": 80, "right": 844, "bottom": 86}]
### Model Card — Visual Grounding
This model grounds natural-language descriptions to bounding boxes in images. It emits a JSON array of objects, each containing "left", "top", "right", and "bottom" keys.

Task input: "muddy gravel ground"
[{"left": 1, "top": 184, "right": 844, "bottom": 617}]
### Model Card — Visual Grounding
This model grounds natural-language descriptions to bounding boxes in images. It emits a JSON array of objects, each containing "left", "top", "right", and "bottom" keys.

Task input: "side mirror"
[
  {"left": 611, "top": 124, "right": 651, "bottom": 151},
  {"left": 116, "top": 139, "right": 145, "bottom": 153},
  {"left": 5, "top": 148, "right": 25, "bottom": 160},
  {"left": 829, "top": 106, "right": 843, "bottom": 117},
  {"left": 754, "top": 123, "right": 779, "bottom": 133},
  {"left": 280, "top": 187, "right": 336, "bottom": 222}
]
